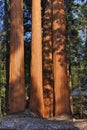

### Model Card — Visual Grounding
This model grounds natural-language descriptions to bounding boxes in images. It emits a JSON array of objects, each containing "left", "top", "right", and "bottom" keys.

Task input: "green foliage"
[
  {"left": 65, "top": 0, "right": 87, "bottom": 88},
  {"left": 0, "top": 39, "right": 6, "bottom": 116},
  {"left": 0, "top": 38, "right": 6, "bottom": 86},
  {"left": 0, "top": 0, "right": 9, "bottom": 116},
  {"left": 0, "top": 86, "right": 6, "bottom": 116},
  {"left": 73, "top": 95, "right": 87, "bottom": 119},
  {"left": 65, "top": 0, "right": 87, "bottom": 118}
]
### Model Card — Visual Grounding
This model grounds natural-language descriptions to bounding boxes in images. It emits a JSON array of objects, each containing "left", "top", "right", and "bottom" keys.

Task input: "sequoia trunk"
[
  {"left": 29, "top": 0, "right": 44, "bottom": 117},
  {"left": 9, "top": 0, "right": 26, "bottom": 113},
  {"left": 43, "top": 0, "right": 53, "bottom": 118},
  {"left": 52, "top": 0, "right": 71, "bottom": 116}
]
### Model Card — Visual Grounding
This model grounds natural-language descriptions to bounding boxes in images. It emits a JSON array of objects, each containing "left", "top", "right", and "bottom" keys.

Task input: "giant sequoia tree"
[
  {"left": 42, "top": 0, "right": 53, "bottom": 118},
  {"left": 4, "top": 0, "right": 71, "bottom": 117},
  {"left": 29, "top": 0, "right": 44, "bottom": 117},
  {"left": 52, "top": 0, "right": 71, "bottom": 116},
  {"left": 9, "top": 0, "right": 26, "bottom": 113}
]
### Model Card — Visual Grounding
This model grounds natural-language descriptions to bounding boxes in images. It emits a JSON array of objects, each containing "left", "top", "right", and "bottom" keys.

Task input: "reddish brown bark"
[
  {"left": 29, "top": 0, "right": 44, "bottom": 117},
  {"left": 52, "top": 0, "right": 71, "bottom": 116},
  {"left": 43, "top": 0, "right": 53, "bottom": 118},
  {"left": 9, "top": 0, "right": 26, "bottom": 113}
]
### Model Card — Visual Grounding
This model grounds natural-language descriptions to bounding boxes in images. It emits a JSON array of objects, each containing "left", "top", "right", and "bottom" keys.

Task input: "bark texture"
[
  {"left": 29, "top": 0, "right": 44, "bottom": 117},
  {"left": 9, "top": 0, "right": 26, "bottom": 113},
  {"left": 52, "top": 0, "right": 71, "bottom": 116},
  {"left": 43, "top": 0, "right": 53, "bottom": 118}
]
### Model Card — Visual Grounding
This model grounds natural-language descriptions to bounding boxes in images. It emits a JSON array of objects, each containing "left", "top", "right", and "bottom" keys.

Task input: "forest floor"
[{"left": 0, "top": 110, "right": 87, "bottom": 130}]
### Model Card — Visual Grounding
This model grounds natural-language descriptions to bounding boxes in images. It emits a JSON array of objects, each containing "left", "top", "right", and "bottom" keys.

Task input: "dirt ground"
[{"left": 0, "top": 110, "right": 87, "bottom": 130}]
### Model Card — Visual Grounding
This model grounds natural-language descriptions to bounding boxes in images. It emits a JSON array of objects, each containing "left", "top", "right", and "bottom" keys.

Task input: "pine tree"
[{"left": 80, "top": 3, "right": 87, "bottom": 75}]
